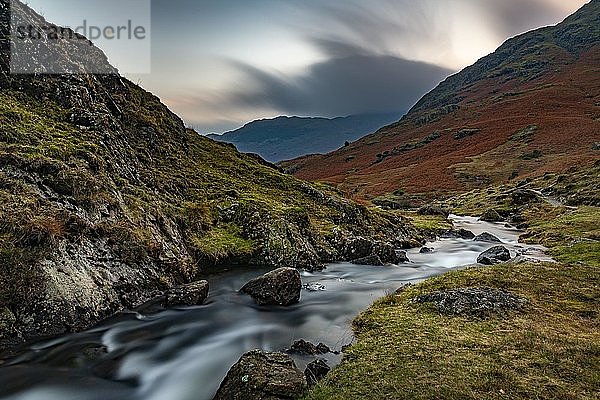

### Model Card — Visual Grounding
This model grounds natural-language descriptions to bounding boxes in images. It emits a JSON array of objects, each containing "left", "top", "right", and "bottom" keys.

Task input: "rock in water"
[
  {"left": 413, "top": 287, "right": 527, "bottom": 318},
  {"left": 473, "top": 232, "right": 502, "bottom": 243},
  {"left": 165, "top": 280, "right": 209, "bottom": 307},
  {"left": 396, "top": 250, "right": 410, "bottom": 263},
  {"left": 302, "top": 282, "right": 326, "bottom": 292},
  {"left": 240, "top": 268, "right": 301, "bottom": 306},
  {"left": 305, "top": 359, "right": 331, "bottom": 387},
  {"left": 213, "top": 350, "right": 307, "bottom": 400},
  {"left": 480, "top": 209, "right": 503, "bottom": 222},
  {"left": 350, "top": 255, "right": 384, "bottom": 266},
  {"left": 441, "top": 229, "right": 476, "bottom": 239},
  {"left": 287, "top": 339, "right": 330, "bottom": 355},
  {"left": 420, "top": 247, "right": 434, "bottom": 254},
  {"left": 477, "top": 246, "right": 511, "bottom": 265}
]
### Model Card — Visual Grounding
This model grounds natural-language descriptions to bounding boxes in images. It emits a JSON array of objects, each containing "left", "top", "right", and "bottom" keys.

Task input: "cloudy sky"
[{"left": 28, "top": 0, "right": 588, "bottom": 133}]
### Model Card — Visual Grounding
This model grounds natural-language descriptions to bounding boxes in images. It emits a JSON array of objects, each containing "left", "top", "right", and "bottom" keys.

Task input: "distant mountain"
[
  {"left": 285, "top": 0, "right": 600, "bottom": 200},
  {"left": 207, "top": 113, "right": 403, "bottom": 162}
]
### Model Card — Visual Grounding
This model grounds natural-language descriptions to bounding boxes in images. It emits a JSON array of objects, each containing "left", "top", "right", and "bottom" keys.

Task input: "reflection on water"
[{"left": 0, "top": 216, "right": 549, "bottom": 400}]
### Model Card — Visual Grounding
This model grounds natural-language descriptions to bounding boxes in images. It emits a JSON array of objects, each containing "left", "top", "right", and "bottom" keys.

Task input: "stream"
[{"left": 0, "top": 216, "right": 550, "bottom": 400}]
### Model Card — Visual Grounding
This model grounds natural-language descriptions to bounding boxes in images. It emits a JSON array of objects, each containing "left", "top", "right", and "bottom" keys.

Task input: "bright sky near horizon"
[{"left": 26, "top": 0, "right": 589, "bottom": 133}]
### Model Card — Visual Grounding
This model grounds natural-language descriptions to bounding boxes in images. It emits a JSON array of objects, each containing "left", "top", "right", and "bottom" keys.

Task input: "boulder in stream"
[
  {"left": 287, "top": 339, "right": 330, "bottom": 355},
  {"left": 240, "top": 268, "right": 301, "bottom": 306},
  {"left": 213, "top": 349, "right": 307, "bottom": 400},
  {"left": 420, "top": 247, "right": 434, "bottom": 254},
  {"left": 477, "top": 246, "right": 511, "bottom": 265},
  {"left": 441, "top": 229, "right": 476, "bottom": 240},
  {"left": 350, "top": 255, "right": 384, "bottom": 266},
  {"left": 165, "top": 280, "right": 209, "bottom": 307},
  {"left": 396, "top": 250, "right": 410, "bottom": 263},
  {"left": 473, "top": 232, "right": 502, "bottom": 243}
]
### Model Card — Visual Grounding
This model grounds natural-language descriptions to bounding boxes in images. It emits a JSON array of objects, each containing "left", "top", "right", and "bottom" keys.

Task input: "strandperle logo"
[
  {"left": 14, "top": 20, "right": 147, "bottom": 43},
  {"left": 9, "top": 0, "right": 151, "bottom": 74}
]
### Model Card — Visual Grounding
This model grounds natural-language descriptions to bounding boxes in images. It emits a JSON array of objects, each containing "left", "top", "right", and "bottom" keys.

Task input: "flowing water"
[{"left": 0, "top": 216, "right": 550, "bottom": 400}]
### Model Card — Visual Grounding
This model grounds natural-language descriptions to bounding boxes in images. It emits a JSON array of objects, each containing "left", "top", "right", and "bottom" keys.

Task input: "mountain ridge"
[
  {"left": 285, "top": 0, "right": 600, "bottom": 202},
  {"left": 208, "top": 113, "right": 403, "bottom": 162}
]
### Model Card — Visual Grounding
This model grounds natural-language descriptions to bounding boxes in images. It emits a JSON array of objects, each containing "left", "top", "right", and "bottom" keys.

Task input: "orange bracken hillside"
[{"left": 284, "top": 0, "right": 600, "bottom": 202}]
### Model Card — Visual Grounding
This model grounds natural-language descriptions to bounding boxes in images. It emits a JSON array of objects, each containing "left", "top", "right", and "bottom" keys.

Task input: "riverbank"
[
  {"left": 0, "top": 215, "right": 533, "bottom": 400},
  {"left": 305, "top": 175, "right": 600, "bottom": 400}
]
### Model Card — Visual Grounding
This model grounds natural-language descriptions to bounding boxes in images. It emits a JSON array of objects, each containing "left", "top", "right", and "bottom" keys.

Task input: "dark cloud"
[{"left": 225, "top": 46, "right": 453, "bottom": 116}]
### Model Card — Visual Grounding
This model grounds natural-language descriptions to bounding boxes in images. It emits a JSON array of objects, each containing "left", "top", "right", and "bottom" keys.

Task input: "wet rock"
[
  {"left": 477, "top": 246, "right": 511, "bottom": 265},
  {"left": 302, "top": 282, "right": 326, "bottom": 292},
  {"left": 305, "top": 359, "right": 331, "bottom": 387},
  {"left": 316, "top": 343, "right": 331, "bottom": 354},
  {"left": 480, "top": 209, "right": 502, "bottom": 222},
  {"left": 240, "top": 268, "right": 302, "bottom": 306},
  {"left": 213, "top": 349, "right": 307, "bottom": 400},
  {"left": 441, "top": 229, "right": 476, "bottom": 240},
  {"left": 414, "top": 287, "right": 527, "bottom": 318},
  {"left": 350, "top": 255, "right": 384, "bottom": 266},
  {"left": 396, "top": 250, "right": 410, "bottom": 263},
  {"left": 420, "top": 247, "right": 434, "bottom": 254},
  {"left": 165, "top": 280, "right": 209, "bottom": 307},
  {"left": 417, "top": 205, "right": 450, "bottom": 218},
  {"left": 287, "top": 339, "right": 330, "bottom": 355},
  {"left": 473, "top": 232, "right": 502, "bottom": 243}
]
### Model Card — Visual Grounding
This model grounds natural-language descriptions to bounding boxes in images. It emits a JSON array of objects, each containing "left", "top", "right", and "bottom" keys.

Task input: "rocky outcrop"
[
  {"left": 473, "top": 232, "right": 502, "bottom": 243},
  {"left": 213, "top": 350, "right": 307, "bottom": 400},
  {"left": 414, "top": 287, "right": 527, "bottom": 318},
  {"left": 240, "top": 268, "right": 302, "bottom": 306},
  {"left": 477, "top": 246, "right": 511, "bottom": 265},
  {"left": 511, "top": 189, "right": 541, "bottom": 206},
  {"left": 417, "top": 205, "right": 450, "bottom": 218},
  {"left": 305, "top": 359, "right": 331, "bottom": 387},
  {"left": 165, "top": 281, "right": 209, "bottom": 307}
]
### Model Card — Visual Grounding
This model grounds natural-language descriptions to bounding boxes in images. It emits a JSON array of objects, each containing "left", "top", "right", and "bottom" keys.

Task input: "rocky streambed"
[{"left": 0, "top": 216, "right": 550, "bottom": 400}]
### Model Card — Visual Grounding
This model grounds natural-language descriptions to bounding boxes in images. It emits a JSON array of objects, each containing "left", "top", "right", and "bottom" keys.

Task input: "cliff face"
[
  {"left": 0, "top": 1, "right": 415, "bottom": 348},
  {"left": 287, "top": 1, "right": 600, "bottom": 201}
]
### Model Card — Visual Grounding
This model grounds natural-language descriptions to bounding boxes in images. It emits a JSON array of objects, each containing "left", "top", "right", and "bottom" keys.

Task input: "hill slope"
[
  {"left": 0, "top": 0, "right": 415, "bottom": 347},
  {"left": 207, "top": 113, "right": 402, "bottom": 163},
  {"left": 286, "top": 0, "right": 600, "bottom": 202}
]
